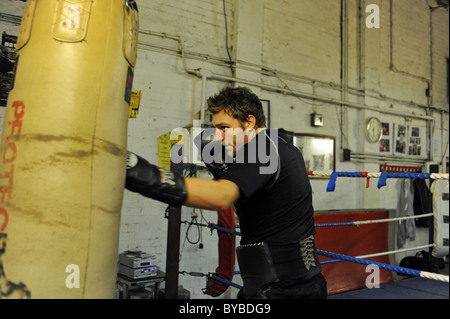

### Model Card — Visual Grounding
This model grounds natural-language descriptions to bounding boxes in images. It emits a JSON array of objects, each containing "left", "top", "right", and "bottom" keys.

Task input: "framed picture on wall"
[
  {"left": 379, "top": 122, "right": 391, "bottom": 153},
  {"left": 394, "top": 124, "right": 407, "bottom": 156},
  {"left": 293, "top": 134, "right": 335, "bottom": 174},
  {"left": 408, "top": 126, "right": 422, "bottom": 156}
]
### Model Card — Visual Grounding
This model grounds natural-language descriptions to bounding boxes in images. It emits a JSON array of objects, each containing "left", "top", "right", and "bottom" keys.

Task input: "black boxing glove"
[
  {"left": 194, "top": 128, "right": 232, "bottom": 179},
  {"left": 202, "top": 140, "right": 232, "bottom": 179},
  {"left": 125, "top": 151, "right": 187, "bottom": 207}
]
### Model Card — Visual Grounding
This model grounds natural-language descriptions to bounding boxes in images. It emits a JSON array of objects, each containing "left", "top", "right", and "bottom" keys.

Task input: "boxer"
[{"left": 125, "top": 86, "right": 327, "bottom": 299}]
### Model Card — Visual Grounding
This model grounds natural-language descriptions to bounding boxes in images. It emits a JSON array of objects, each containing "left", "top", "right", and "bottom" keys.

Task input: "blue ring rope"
[
  {"left": 210, "top": 221, "right": 366, "bottom": 229},
  {"left": 208, "top": 224, "right": 241, "bottom": 236},
  {"left": 317, "top": 250, "right": 422, "bottom": 277},
  {"left": 211, "top": 274, "right": 243, "bottom": 290},
  {"left": 315, "top": 222, "right": 354, "bottom": 227},
  {"left": 327, "top": 172, "right": 365, "bottom": 192},
  {"left": 326, "top": 171, "right": 432, "bottom": 192},
  {"left": 377, "top": 172, "right": 430, "bottom": 189},
  {"left": 206, "top": 225, "right": 440, "bottom": 290}
]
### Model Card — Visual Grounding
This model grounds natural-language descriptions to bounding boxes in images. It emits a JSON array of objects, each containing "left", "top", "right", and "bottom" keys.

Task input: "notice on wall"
[
  {"left": 129, "top": 90, "right": 141, "bottom": 118},
  {"left": 158, "top": 132, "right": 173, "bottom": 170}
]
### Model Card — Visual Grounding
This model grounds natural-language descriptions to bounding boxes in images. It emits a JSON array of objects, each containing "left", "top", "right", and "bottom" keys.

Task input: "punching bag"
[{"left": 0, "top": 0, "right": 138, "bottom": 298}]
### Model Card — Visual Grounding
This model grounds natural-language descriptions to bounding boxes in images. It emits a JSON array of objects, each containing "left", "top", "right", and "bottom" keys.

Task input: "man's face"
[{"left": 212, "top": 110, "right": 251, "bottom": 157}]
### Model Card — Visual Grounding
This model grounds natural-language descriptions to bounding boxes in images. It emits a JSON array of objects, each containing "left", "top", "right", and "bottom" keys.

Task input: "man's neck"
[{"left": 246, "top": 127, "right": 266, "bottom": 143}]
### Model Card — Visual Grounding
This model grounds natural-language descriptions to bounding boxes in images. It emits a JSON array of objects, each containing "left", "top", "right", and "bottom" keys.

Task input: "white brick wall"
[
  {"left": 263, "top": 0, "right": 341, "bottom": 83},
  {"left": 0, "top": 0, "right": 448, "bottom": 299}
]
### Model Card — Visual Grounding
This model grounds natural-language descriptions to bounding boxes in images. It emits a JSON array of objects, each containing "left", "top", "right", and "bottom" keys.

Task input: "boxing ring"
[{"left": 185, "top": 170, "right": 449, "bottom": 299}]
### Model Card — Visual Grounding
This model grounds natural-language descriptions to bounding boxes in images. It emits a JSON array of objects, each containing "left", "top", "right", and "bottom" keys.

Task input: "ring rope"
[
  {"left": 208, "top": 213, "right": 434, "bottom": 231},
  {"left": 315, "top": 213, "right": 434, "bottom": 227},
  {"left": 208, "top": 224, "right": 241, "bottom": 236},
  {"left": 209, "top": 224, "right": 437, "bottom": 260},
  {"left": 211, "top": 274, "right": 243, "bottom": 290},
  {"left": 206, "top": 219, "right": 448, "bottom": 290},
  {"left": 318, "top": 250, "right": 449, "bottom": 283},
  {"left": 357, "top": 244, "right": 434, "bottom": 259},
  {"left": 321, "top": 244, "right": 435, "bottom": 264},
  {"left": 307, "top": 171, "right": 449, "bottom": 179},
  {"left": 180, "top": 271, "right": 245, "bottom": 290},
  {"left": 305, "top": 171, "right": 449, "bottom": 192}
]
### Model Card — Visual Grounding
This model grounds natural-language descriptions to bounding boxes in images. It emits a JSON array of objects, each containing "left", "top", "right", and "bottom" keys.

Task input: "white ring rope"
[
  {"left": 352, "top": 213, "right": 434, "bottom": 226},
  {"left": 315, "top": 212, "right": 434, "bottom": 228},
  {"left": 319, "top": 250, "right": 449, "bottom": 283},
  {"left": 420, "top": 271, "right": 449, "bottom": 283},
  {"left": 356, "top": 244, "right": 434, "bottom": 259}
]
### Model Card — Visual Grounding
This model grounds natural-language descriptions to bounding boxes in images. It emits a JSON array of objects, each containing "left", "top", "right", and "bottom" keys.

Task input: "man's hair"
[{"left": 207, "top": 86, "right": 266, "bottom": 128}]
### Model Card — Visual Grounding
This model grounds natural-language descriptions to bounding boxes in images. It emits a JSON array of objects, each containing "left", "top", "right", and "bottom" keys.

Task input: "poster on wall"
[
  {"left": 379, "top": 122, "right": 391, "bottom": 153},
  {"left": 408, "top": 126, "right": 422, "bottom": 156},
  {"left": 394, "top": 124, "right": 407, "bottom": 156}
]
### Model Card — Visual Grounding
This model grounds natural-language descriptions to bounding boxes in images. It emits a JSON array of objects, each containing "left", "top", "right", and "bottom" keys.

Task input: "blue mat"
[{"left": 328, "top": 277, "right": 449, "bottom": 299}]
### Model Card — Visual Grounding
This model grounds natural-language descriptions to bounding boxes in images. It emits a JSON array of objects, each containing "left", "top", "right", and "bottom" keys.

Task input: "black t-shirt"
[{"left": 220, "top": 129, "right": 315, "bottom": 246}]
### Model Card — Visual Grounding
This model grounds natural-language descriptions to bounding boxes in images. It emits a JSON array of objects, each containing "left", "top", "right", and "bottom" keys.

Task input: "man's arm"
[
  {"left": 125, "top": 151, "right": 239, "bottom": 211},
  {"left": 184, "top": 178, "right": 239, "bottom": 211}
]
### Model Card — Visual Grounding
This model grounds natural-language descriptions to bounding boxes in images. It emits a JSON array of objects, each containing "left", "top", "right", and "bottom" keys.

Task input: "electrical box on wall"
[
  {"left": 342, "top": 149, "right": 351, "bottom": 161},
  {"left": 424, "top": 162, "right": 440, "bottom": 174},
  {"left": 195, "top": 109, "right": 213, "bottom": 127},
  {"left": 311, "top": 113, "right": 323, "bottom": 127}
]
